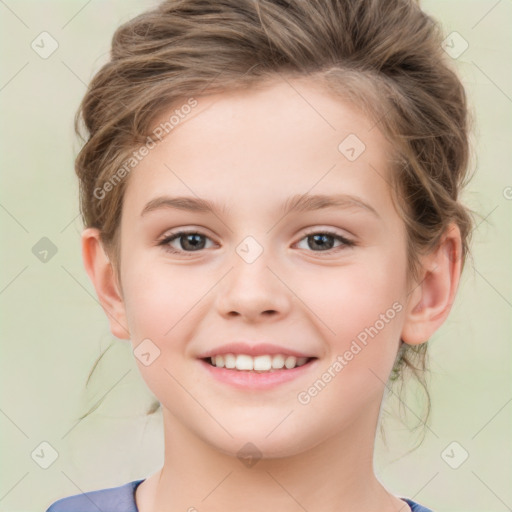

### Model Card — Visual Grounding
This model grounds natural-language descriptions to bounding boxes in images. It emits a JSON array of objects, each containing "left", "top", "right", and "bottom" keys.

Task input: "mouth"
[
  {"left": 201, "top": 354, "right": 318, "bottom": 372},
  {"left": 198, "top": 355, "right": 319, "bottom": 390}
]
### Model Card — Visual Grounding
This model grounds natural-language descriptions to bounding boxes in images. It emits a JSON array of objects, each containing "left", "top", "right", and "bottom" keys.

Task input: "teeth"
[
  {"left": 209, "top": 354, "right": 310, "bottom": 371},
  {"left": 272, "top": 354, "right": 285, "bottom": 369},
  {"left": 224, "top": 354, "right": 235, "bottom": 369},
  {"left": 236, "top": 354, "right": 253, "bottom": 370},
  {"left": 284, "top": 355, "right": 296, "bottom": 369},
  {"left": 254, "top": 355, "right": 271, "bottom": 371}
]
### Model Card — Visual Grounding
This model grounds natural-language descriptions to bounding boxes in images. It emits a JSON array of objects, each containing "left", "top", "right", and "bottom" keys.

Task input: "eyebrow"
[{"left": 140, "top": 193, "right": 380, "bottom": 218}]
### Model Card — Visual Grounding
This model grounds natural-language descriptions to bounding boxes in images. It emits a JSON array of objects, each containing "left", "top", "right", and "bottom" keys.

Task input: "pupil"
[
  {"left": 183, "top": 234, "right": 204, "bottom": 250},
  {"left": 310, "top": 234, "right": 333, "bottom": 251}
]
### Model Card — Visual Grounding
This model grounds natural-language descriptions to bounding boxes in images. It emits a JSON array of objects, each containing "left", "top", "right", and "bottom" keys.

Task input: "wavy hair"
[{"left": 74, "top": 0, "right": 473, "bottom": 446}]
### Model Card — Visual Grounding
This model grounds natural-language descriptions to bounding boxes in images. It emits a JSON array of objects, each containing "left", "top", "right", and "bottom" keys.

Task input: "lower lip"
[{"left": 198, "top": 358, "right": 318, "bottom": 390}]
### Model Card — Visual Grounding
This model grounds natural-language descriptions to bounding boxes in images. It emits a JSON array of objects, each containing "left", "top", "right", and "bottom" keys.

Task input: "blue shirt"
[{"left": 45, "top": 479, "right": 434, "bottom": 511}]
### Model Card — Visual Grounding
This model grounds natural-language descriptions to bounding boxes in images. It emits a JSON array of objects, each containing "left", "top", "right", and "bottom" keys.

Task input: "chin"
[{"left": 203, "top": 426, "right": 316, "bottom": 462}]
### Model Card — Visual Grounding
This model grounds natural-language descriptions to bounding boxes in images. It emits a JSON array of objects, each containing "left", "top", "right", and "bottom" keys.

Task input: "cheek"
[
  {"left": 293, "top": 253, "right": 407, "bottom": 404},
  {"left": 295, "top": 278, "right": 405, "bottom": 424},
  {"left": 300, "top": 258, "right": 406, "bottom": 341},
  {"left": 121, "top": 251, "right": 198, "bottom": 334},
  {"left": 120, "top": 263, "right": 202, "bottom": 399}
]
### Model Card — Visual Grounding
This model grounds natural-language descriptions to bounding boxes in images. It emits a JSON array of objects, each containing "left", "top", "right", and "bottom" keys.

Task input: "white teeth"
[
  {"left": 272, "top": 354, "right": 285, "bottom": 369},
  {"left": 253, "top": 355, "right": 272, "bottom": 371},
  {"left": 213, "top": 355, "right": 225, "bottom": 368},
  {"left": 208, "top": 354, "right": 311, "bottom": 371},
  {"left": 284, "top": 356, "right": 296, "bottom": 369},
  {"left": 235, "top": 354, "right": 253, "bottom": 370},
  {"left": 224, "top": 354, "right": 236, "bottom": 369}
]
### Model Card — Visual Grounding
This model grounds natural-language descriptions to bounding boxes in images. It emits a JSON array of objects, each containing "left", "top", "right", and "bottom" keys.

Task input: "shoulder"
[
  {"left": 45, "top": 479, "right": 145, "bottom": 512},
  {"left": 400, "top": 496, "right": 435, "bottom": 512}
]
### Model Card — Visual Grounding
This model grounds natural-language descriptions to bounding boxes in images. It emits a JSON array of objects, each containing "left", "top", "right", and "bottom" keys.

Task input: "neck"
[{"left": 136, "top": 402, "right": 408, "bottom": 512}]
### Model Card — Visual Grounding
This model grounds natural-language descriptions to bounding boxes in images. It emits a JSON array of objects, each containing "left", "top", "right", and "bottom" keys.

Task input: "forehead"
[{"left": 123, "top": 78, "right": 396, "bottom": 219}]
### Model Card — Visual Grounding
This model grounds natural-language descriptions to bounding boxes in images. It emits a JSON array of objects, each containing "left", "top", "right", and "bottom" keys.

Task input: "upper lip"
[{"left": 197, "top": 342, "right": 316, "bottom": 359}]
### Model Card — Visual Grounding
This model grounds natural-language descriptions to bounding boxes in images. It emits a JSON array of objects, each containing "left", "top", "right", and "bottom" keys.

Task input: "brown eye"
[
  {"left": 295, "top": 230, "right": 355, "bottom": 253},
  {"left": 159, "top": 230, "right": 214, "bottom": 255}
]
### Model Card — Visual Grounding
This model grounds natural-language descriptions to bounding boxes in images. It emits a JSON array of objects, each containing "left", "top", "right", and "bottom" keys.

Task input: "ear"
[
  {"left": 81, "top": 227, "right": 130, "bottom": 340},
  {"left": 401, "top": 223, "right": 462, "bottom": 345}
]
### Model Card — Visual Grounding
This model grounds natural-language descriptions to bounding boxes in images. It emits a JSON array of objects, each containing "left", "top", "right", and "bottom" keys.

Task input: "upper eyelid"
[
  {"left": 301, "top": 226, "right": 351, "bottom": 238},
  {"left": 160, "top": 226, "right": 352, "bottom": 239}
]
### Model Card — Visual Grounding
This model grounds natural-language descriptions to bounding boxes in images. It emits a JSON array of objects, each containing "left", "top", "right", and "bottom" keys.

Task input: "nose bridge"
[{"left": 216, "top": 234, "right": 290, "bottom": 318}]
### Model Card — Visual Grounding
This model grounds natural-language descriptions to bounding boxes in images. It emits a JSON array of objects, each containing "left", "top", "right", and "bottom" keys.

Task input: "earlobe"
[
  {"left": 81, "top": 227, "right": 130, "bottom": 340},
  {"left": 401, "top": 223, "right": 462, "bottom": 345}
]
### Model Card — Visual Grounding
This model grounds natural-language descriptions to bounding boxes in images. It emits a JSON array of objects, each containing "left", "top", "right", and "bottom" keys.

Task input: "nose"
[{"left": 214, "top": 247, "right": 292, "bottom": 322}]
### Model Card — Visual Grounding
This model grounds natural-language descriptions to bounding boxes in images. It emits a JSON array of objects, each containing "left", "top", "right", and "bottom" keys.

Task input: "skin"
[{"left": 82, "top": 77, "right": 462, "bottom": 512}]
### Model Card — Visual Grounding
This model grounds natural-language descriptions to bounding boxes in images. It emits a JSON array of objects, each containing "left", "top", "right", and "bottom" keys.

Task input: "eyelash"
[{"left": 157, "top": 228, "right": 355, "bottom": 256}]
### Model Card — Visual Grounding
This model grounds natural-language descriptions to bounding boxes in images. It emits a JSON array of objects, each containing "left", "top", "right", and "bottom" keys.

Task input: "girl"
[{"left": 46, "top": 0, "right": 472, "bottom": 510}]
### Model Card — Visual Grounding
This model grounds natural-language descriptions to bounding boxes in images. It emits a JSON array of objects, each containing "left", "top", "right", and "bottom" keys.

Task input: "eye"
[
  {"left": 295, "top": 229, "right": 355, "bottom": 253},
  {"left": 158, "top": 230, "right": 215, "bottom": 255},
  {"left": 158, "top": 228, "right": 355, "bottom": 256}
]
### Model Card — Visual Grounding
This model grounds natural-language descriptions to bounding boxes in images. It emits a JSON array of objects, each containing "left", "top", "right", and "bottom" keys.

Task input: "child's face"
[{"left": 116, "top": 78, "right": 412, "bottom": 456}]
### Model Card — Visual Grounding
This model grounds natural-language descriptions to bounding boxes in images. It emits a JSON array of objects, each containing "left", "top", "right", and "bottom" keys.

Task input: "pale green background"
[{"left": 0, "top": 1, "right": 511, "bottom": 511}]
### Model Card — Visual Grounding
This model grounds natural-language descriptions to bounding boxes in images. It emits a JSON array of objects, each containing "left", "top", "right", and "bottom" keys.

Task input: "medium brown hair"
[{"left": 75, "top": 0, "right": 473, "bottom": 441}]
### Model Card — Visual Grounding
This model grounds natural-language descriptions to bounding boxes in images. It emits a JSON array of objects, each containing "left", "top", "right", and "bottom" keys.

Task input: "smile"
[
  {"left": 199, "top": 355, "right": 319, "bottom": 390},
  {"left": 205, "top": 353, "right": 314, "bottom": 372}
]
